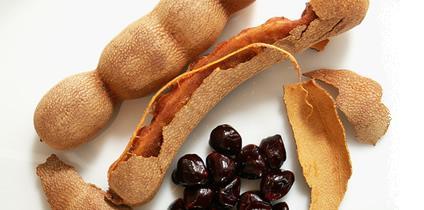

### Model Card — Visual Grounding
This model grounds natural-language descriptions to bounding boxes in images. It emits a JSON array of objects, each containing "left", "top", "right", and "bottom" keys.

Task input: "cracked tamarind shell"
[
  {"left": 304, "top": 69, "right": 391, "bottom": 145},
  {"left": 284, "top": 80, "right": 352, "bottom": 210},
  {"left": 36, "top": 154, "right": 129, "bottom": 210}
]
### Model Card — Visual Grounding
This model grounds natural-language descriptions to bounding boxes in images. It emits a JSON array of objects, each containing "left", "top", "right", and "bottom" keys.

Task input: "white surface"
[{"left": 0, "top": 0, "right": 418, "bottom": 209}]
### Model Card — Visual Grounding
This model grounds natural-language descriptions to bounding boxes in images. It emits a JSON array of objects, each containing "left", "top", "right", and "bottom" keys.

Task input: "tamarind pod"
[
  {"left": 34, "top": 0, "right": 254, "bottom": 150},
  {"left": 108, "top": 0, "right": 369, "bottom": 206}
]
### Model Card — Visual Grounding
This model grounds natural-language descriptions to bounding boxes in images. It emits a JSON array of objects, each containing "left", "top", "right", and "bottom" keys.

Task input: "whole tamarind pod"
[
  {"left": 34, "top": 0, "right": 255, "bottom": 150},
  {"left": 107, "top": 0, "right": 369, "bottom": 206}
]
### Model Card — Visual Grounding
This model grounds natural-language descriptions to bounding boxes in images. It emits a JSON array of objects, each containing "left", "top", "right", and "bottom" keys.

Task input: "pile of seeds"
[{"left": 168, "top": 124, "right": 294, "bottom": 210}]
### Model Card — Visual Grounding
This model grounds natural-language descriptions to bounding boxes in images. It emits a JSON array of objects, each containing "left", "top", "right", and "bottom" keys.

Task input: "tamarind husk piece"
[
  {"left": 36, "top": 154, "right": 129, "bottom": 210},
  {"left": 310, "top": 39, "right": 329, "bottom": 51},
  {"left": 304, "top": 69, "right": 391, "bottom": 145},
  {"left": 108, "top": 0, "right": 369, "bottom": 206},
  {"left": 283, "top": 80, "right": 351, "bottom": 210}
]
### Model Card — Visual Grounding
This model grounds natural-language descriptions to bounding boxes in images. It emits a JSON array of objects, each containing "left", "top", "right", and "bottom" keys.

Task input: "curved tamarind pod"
[
  {"left": 34, "top": 0, "right": 254, "bottom": 150},
  {"left": 107, "top": 0, "right": 369, "bottom": 206}
]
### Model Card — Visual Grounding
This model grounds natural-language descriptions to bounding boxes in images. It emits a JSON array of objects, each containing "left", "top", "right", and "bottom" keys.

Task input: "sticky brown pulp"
[{"left": 116, "top": 5, "right": 317, "bottom": 165}]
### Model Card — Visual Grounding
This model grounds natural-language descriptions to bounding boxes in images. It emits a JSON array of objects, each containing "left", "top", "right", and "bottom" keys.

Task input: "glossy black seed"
[
  {"left": 217, "top": 177, "right": 241, "bottom": 208},
  {"left": 184, "top": 186, "right": 214, "bottom": 210},
  {"left": 173, "top": 154, "right": 209, "bottom": 186},
  {"left": 209, "top": 124, "right": 242, "bottom": 156},
  {"left": 260, "top": 170, "right": 295, "bottom": 201},
  {"left": 237, "top": 191, "right": 272, "bottom": 210},
  {"left": 172, "top": 169, "right": 180, "bottom": 185},
  {"left": 272, "top": 202, "right": 289, "bottom": 210},
  {"left": 236, "top": 144, "right": 267, "bottom": 179},
  {"left": 206, "top": 152, "right": 236, "bottom": 186},
  {"left": 259, "top": 135, "right": 286, "bottom": 169},
  {"left": 168, "top": 198, "right": 186, "bottom": 210}
]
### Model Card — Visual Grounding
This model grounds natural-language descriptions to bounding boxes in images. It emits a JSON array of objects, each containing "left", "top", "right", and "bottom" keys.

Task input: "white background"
[{"left": 0, "top": 0, "right": 420, "bottom": 209}]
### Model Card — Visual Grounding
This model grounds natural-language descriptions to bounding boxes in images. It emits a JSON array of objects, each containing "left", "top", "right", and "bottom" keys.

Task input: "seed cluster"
[{"left": 169, "top": 125, "right": 295, "bottom": 210}]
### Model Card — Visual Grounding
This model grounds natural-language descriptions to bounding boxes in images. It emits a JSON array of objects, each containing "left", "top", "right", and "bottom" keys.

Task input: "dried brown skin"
[
  {"left": 108, "top": 0, "right": 369, "bottom": 206},
  {"left": 304, "top": 69, "right": 391, "bottom": 145},
  {"left": 34, "top": 0, "right": 254, "bottom": 150},
  {"left": 37, "top": 154, "right": 129, "bottom": 210},
  {"left": 284, "top": 80, "right": 351, "bottom": 210}
]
